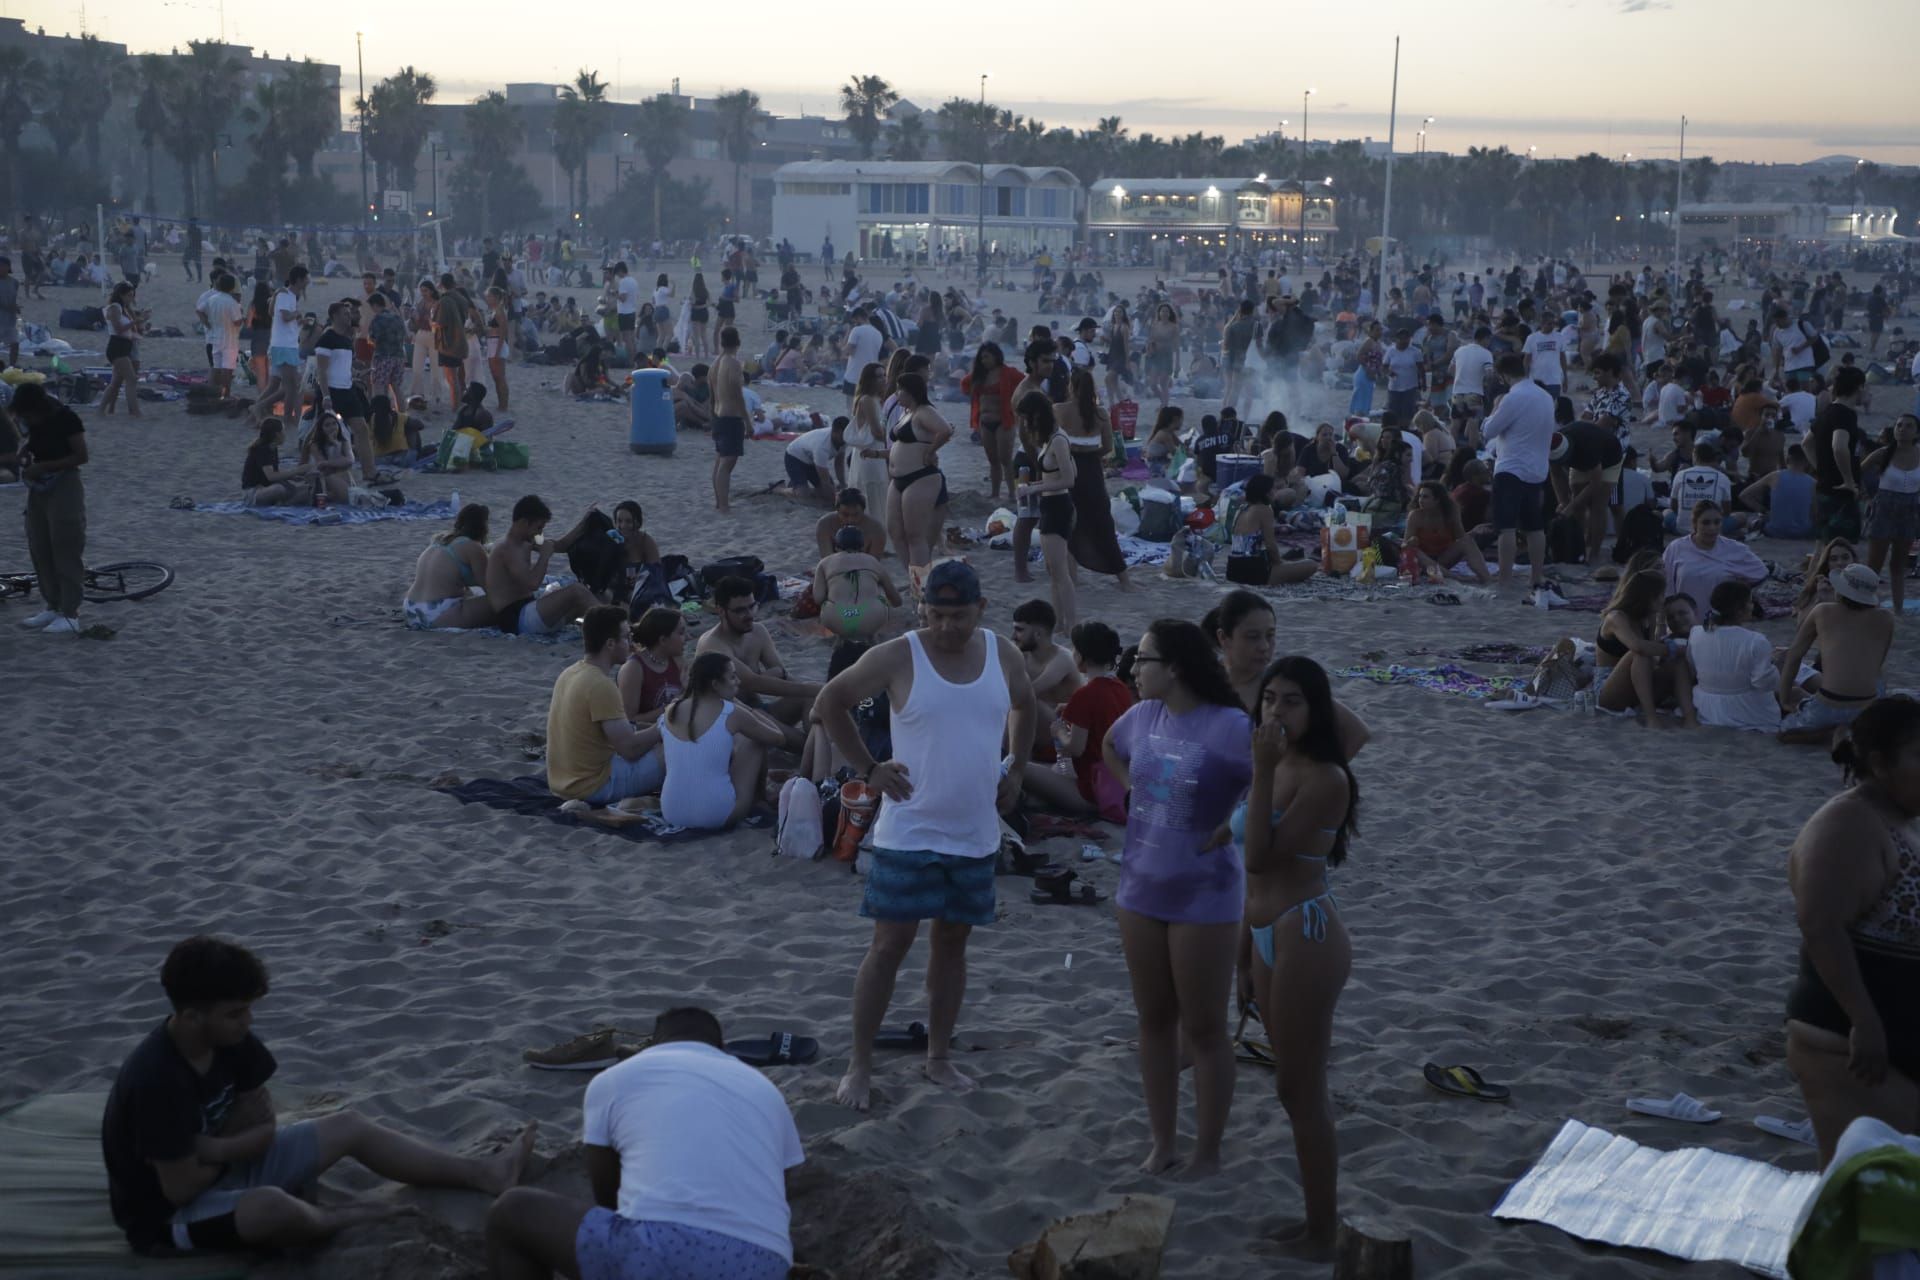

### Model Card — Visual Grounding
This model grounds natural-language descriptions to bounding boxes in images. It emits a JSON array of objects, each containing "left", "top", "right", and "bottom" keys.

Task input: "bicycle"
[{"left": 0, "top": 561, "right": 175, "bottom": 605}]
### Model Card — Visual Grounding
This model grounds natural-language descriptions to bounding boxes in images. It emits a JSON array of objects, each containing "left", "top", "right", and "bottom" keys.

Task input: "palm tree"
[
  {"left": 1090, "top": 116, "right": 1128, "bottom": 176},
  {"left": 278, "top": 60, "right": 337, "bottom": 181},
  {"left": 131, "top": 54, "right": 173, "bottom": 212},
  {"left": 361, "top": 66, "right": 436, "bottom": 195},
  {"left": 181, "top": 41, "right": 245, "bottom": 212},
  {"left": 241, "top": 78, "right": 290, "bottom": 223},
  {"left": 631, "top": 93, "right": 686, "bottom": 244},
  {"left": 839, "top": 74, "right": 897, "bottom": 160},
  {"left": 889, "top": 113, "right": 927, "bottom": 161},
  {"left": 713, "top": 89, "right": 761, "bottom": 232},
  {"left": 552, "top": 69, "right": 607, "bottom": 216},
  {"left": 0, "top": 48, "right": 44, "bottom": 224},
  {"left": 464, "top": 89, "right": 521, "bottom": 232},
  {"left": 53, "top": 35, "right": 115, "bottom": 173}
]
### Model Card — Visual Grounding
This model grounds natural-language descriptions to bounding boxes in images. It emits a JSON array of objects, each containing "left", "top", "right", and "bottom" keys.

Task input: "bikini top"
[
  {"left": 891, "top": 412, "right": 922, "bottom": 445},
  {"left": 438, "top": 536, "right": 477, "bottom": 588},
  {"left": 1228, "top": 799, "right": 1342, "bottom": 847},
  {"left": 1040, "top": 433, "right": 1067, "bottom": 474},
  {"left": 1854, "top": 818, "right": 1920, "bottom": 949}
]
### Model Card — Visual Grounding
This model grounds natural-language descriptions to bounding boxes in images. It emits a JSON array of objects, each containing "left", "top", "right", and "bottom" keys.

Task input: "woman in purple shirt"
[{"left": 1102, "top": 618, "right": 1251, "bottom": 1177}]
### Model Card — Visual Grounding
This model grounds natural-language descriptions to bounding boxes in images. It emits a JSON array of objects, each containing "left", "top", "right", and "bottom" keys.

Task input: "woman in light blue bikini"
[
  {"left": 1236, "top": 655, "right": 1357, "bottom": 1258},
  {"left": 402, "top": 503, "right": 497, "bottom": 629}
]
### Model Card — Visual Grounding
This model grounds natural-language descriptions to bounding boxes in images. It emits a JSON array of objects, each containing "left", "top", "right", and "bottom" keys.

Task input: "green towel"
[
  {"left": 0, "top": 1091, "right": 245, "bottom": 1277},
  {"left": 1788, "top": 1143, "right": 1920, "bottom": 1279}
]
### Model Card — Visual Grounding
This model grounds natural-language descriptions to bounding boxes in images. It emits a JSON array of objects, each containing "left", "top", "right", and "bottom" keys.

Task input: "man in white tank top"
[{"left": 813, "top": 561, "right": 1037, "bottom": 1111}]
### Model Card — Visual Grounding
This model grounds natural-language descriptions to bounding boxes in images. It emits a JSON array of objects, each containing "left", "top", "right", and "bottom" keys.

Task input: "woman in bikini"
[
  {"left": 812, "top": 523, "right": 905, "bottom": 649},
  {"left": 299, "top": 410, "right": 357, "bottom": 506},
  {"left": 101, "top": 281, "right": 143, "bottom": 417},
  {"left": 403, "top": 502, "right": 496, "bottom": 629},
  {"left": 1594, "top": 568, "right": 1696, "bottom": 726},
  {"left": 1104, "top": 301, "right": 1134, "bottom": 410},
  {"left": 1145, "top": 303, "right": 1179, "bottom": 409},
  {"left": 618, "top": 605, "right": 688, "bottom": 724},
  {"left": 1239, "top": 655, "right": 1358, "bottom": 1257},
  {"left": 1225, "top": 474, "right": 1318, "bottom": 587},
  {"left": 483, "top": 286, "right": 511, "bottom": 411},
  {"left": 1142, "top": 405, "right": 1182, "bottom": 489},
  {"left": 1403, "top": 481, "right": 1490, "bottom": 584},
  {"left": 1015, "top": 391, "right": 1079, "bottom": 631},
  {"left": 962, "top": 341, "right": 1020, "bottom": 501},
  {"left": 885, "top": 371, "right": 951, "bottom": 580},
  {"left": 1785, "top": 696, "right": 1920, "bottom": 1164}
]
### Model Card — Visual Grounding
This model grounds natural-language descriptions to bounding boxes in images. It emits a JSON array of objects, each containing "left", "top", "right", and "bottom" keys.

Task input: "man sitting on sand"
[
  {"left": 1779, "top": 564, "right": 1895, "bottom": 745},
  {"left": 813, "top": 524, "right": 905, "bottom": 647},
  {"left": 815, "top": 489, "right": 889, "bottom": 559},
  {"left": 103, "top": 936, "right": 534, "bottom": 1258},
  {"left": 672, "top": 365, "right": 713, "bottom": 433},
  {"left": 696, "top": 576, "right": 821, "bottom": 747},
  {"left": 1012, "top": 599, "right": 1083, "bottom": 768},
  {"left": 485, "top": 495, "right": 599, "bottom": 635},
  {"left": 485, "top": 1006, "right": 803, "bottom": 1280},
  {"left": 549, "top": 605, "right": 667, "bottom": 804}
]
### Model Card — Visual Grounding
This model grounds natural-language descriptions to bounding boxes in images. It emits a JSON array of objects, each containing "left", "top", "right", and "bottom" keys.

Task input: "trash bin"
[{"left": 629, "top": 367, "right": 675, "bottom": 456}]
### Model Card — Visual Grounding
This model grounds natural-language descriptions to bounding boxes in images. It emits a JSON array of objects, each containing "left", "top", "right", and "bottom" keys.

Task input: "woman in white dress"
[
  {"left": 1687, "top": 580, "right": 1783, "bottom": 732},
  {"left": 845, "top": 361, "right": 891, "bottom": 514}
]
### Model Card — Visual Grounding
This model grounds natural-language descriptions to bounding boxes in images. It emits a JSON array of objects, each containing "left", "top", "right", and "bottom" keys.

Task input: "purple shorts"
[{"left": 576, "top": 1209, "right": 788, "bottom": 1280}]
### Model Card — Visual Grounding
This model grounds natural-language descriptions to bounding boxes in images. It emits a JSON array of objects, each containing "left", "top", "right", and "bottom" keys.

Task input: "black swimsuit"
[
  {"left": 1035, "top": 437, "right": 1075, "bottom": 538},
  {"left": 891, "top": 413, "right": 943, "bottom": 494}
]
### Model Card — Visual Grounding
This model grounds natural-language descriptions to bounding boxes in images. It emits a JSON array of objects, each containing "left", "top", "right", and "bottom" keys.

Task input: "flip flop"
[
  {"left": 1030, "top": 882, "right": 1102, "bottom": 906},
  {"left": 1625, "top": 1092, "right": 1722, "bottom": 1123},
  {"left": 725, "top": 1031, "right": 820, "bottom": 1067},
  {"left": 874, "top": 1021, "right": 930, "bottom": 1052},
  {"left": 1755, "top": 1114, "right": 1818, "bottom": 1147},
  {"left": 1423, "top": 1062, "right": 1512, "bottom": 1101}
]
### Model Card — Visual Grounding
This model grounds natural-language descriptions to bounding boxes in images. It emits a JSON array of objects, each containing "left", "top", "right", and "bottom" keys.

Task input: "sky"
[{"left": 15, "top": 0, "right": 1919, "bottom": 166}]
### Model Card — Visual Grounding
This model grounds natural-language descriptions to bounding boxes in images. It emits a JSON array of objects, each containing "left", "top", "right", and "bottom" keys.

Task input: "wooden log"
[{"left": 1331, "top": 1217, "right": 1412, "bottom": 1280}]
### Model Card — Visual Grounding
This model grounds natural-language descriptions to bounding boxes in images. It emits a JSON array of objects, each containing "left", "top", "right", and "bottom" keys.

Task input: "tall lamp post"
[
  {"left": 1296, "top": 87, "right": 1314, "bottom": 272},
  {"left": 975, "top": 71, "right": 989, "bottom": 284},
  {"left": 1418, "top": 116, "right": 1434, "bottom": 156},
  {"left": 428, "top": 138, "right": 441, "bottom": 218},
  {"left": 355, "top": 31, "right": 369, "bottom": 229}
]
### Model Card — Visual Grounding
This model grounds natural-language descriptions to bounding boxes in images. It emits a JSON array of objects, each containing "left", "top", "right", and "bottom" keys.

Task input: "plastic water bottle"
[{"left": 449, "top": 488, "right": 460, "bottom": 513}]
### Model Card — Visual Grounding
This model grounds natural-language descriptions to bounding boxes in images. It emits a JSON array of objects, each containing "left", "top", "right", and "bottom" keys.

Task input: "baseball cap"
[
  {"left": 1830, "top": 563, "right": 1881, "bottom": 606},
  {"left": 923, "top": 560, "right": 982, "bottom": 606}
]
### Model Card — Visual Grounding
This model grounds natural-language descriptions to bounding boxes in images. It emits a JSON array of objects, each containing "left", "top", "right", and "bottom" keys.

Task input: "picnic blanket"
[
  {"left": 182, "top": 498, "right": 455, "bottom": 525},
  {"left": 1494, "top": 1118, "right": 1817, "bottom": 1278},
  {"left": 1335, "top": 662, "right": 1528, "bottom": 700},
  {"left": 1405, "top": 642, "right": 1550, "bottom": 665},
  {"left": 437, "top": 775, "right": 769, "bottom": 843}
]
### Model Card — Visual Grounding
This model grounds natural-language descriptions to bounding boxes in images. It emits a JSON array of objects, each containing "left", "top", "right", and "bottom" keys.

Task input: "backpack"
[
  {"left": 1546, "top": 514, "right": 1586, "bottom": 565},
  {"left": 1800, "top": 320, "right": 1831, "bottom": 371},
  {"left": 1135, "top": 492, "right": 1182, "bottom": 542},
  {"left": 774, "top": 777, "right": 825, "bottom": 860},
  {"left": 699, "top": 554, "right": 765, "bottom": 593},
  {"left": 1613, "top": 503, "right": 1664, "bottom": 564}
]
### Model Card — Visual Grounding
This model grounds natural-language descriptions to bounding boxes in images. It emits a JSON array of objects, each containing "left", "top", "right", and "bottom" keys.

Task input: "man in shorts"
[
  {"left": 435, "top": 272, "right": 473, "bottom": 409},
  {"left": 547, "top": 605, "right": 665, "bottom": 803},
  {"left": 711, "top": 326, "right": 747, "bottom": 513},
  {"left": 1778, "top": 564, "right": 1894, "bottom": 745},
  {"left": 102, "top": 936, "right": 532, "bottom": 1258},
  {"left": 1548, "top": 420, "right": 1622, "bottom": 566},
  {"left": 484, "top": 494, "right": 599, "bottom": 635},
  {"left": 1480, "top": 352, "right": 1559, "bottom": 600},
  {"left": 249, "top": 264, "right": 308, "bottom": 427},
  {"left": 485, "top": 1006, "right": 802, "bottom": 1280},
  {"left": 815, "top": 561, "right": 1036, "bottom": 1110},
  {"left": 612, "top": 261, "right": 640, "bottom": 365}
]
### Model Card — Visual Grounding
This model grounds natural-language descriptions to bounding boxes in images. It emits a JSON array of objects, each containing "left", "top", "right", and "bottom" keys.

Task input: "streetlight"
[
  {"left": 429, "top": 137, "right": 442, "bottom": 220},
  {"left": 1297, "top": 87, "right": 1315, "bottom": 271},
  {"left": 975, "top": 71, "right": 989, "bottom": 283},
  {"left": 356, "top": 30, "right": 369, "bottom": 231}
]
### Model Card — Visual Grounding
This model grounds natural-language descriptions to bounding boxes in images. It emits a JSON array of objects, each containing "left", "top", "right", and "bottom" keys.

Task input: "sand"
[{"left": 2, "top": 251, "right": 1912, "bottom": 1279}]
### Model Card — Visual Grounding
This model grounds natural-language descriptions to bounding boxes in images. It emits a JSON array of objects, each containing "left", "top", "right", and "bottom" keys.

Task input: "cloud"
[{"left": 1617, "top": 0, "right": 1673, "bottom": 11}]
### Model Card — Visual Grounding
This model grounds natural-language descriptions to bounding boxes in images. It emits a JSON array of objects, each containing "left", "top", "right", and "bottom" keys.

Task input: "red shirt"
[
  {"left": 1061, "top": 676, "right": 1135, "bottom": 803},
  {"left": 628, "top": 655, "right": 682, "bottom": 715},
  {"left": 1452, "top": 481, "right": 1490, "bottom": 530}
]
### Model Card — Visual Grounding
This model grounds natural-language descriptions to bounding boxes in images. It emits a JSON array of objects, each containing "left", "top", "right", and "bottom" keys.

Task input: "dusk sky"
[{"left": 18, "top": 0, "right": 1918, "bottom": 165}]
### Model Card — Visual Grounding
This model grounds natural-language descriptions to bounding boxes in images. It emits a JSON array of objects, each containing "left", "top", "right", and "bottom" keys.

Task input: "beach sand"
[{"left": 2, "top": 255, "right": 1910, "bottom": 1278}]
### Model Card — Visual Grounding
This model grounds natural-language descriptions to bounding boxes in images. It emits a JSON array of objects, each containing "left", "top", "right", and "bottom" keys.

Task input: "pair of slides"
[
  {"left": 735, "top": 1022, "right": 945, "bottom": 1063},
  {"left": 1420, "top": 1065, "right": 1816, "bottom": 1147}
]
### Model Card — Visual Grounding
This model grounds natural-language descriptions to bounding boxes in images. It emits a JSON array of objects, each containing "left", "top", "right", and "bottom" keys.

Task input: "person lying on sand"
[
  {"left": 1780, "top": 564, "right": 1895, "bottom": 745},
  {"left": 814, "top": 488, "right": 889, "bottom": 560},
  {"left": 485, "top": 495, "right": 598, "bottom": 636},
  {"left": 813, "top": 525, "right": 904, "bottom": 646},
  {"left": 102, "top": 935, "right": 534, "bottom": 1259},
  {"left": 403, "top": 502, "right": 498, "bottom": 629},
  {"left": 486, "top": 1006, "right": 803, "bottom": 1280},
  {"left": 548, "top": 606, "right": 666, "bottom": 804},
  {"left": 696, "top": 576, "right": 820, "bottom": 750}
]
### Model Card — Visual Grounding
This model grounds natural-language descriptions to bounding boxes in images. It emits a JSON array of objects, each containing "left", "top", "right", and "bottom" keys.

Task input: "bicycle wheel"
[
  {"left": 0, "top": 573, "right": 34, "bottom": 602},
  {"left": 83, "top": 561, "right": 175, "bottom": 602}
]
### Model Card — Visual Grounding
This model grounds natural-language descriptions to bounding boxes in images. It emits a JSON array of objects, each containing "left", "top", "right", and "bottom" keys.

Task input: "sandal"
[{"left": 1423, "top": 1061, "right": 1512, "bottom": 1101}]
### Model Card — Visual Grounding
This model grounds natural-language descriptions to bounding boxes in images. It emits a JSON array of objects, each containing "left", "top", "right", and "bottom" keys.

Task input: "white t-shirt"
[
  {"left": 1640, "top": 316, "right": 1667, "bottom": 366},
  {"left": 269, "top": 289, "right": 301, "bottom": 349},
  {"left": 1382, "top": 344, "right": 1421, "bottom": 392},
  {"left": 1480, "top": 378, "right": 1556, "bottom": 483},
  {"left": 616, "top": 276, "right": 639, "bottom": 316},
  {"left": 652, "top": 284, "right": 672, "bottom": 313},
  {"left": 1521, "top": 330, "right": 1565, "bottom": 386},
  {"left": 1780, "top": 390, "right": 1817, "bottom": 433},
  {"left": 1615, "top": 466, "right": 1654, "bottom": 511},
  {"left": 582, "top": 1042, "right": 804, "bottom": 1261},
  {"left": 785, "top": 426, "right": 838, "bottom": 469},
  {"left": 841, "top": 323, "right": 884, "bottom": 387},
  {"left": 1772, "top": 323, "right": 1813, "bottom": 372},
  {"left": 1657, "top": 381, "right": 1692, "bottom": 427},
  {"left": 1671, "top": 464, "right": 1732, "bottom": 516},
  {"left": 204, "top": 292, "right": 241, "bottom": 352},
  {"left": 1449, "top": 343, "right": 1493, "bottom": 397}
]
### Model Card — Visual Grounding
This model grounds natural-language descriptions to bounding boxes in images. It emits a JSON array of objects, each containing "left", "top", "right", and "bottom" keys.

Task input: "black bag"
[
  {"left": 185, "top": 385, "right": 227, "bottom": 416},
  {"left": 700, "top": 555, "right": 765, "bottom": 593},
  {"left": 1612, "top": 503, "right": 1664, "bottom": 564},
  {"left": 565, "top": 508, "right": 627, "bottom": 596},
  {"left": 627, "top": 562, "right": 673, "bottom": 616},
  {"left": 59, "top": 306, "right": 105, "bottom": 331},
  {"left": 1801, "top": 320, "right": 1831, "bottom": 371},
  {"left": 1546, "top": 514, "right": 1586, "bottom": 565},
  {"left": 1134, "top": 496, "right": 1182, "bottom": 542}
]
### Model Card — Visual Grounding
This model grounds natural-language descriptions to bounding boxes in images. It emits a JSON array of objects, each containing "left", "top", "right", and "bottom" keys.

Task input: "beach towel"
[
  {"left": 1493, "top": 1118, "right": 1817, "bottom": 1279},
  {"left": 182, "top": 498, "right": 455, "bottom": 525},
  {"left": 1404, "top": 643, "right": 1551, "bottom": 665},
  {"left": 1335, "top": 662, "right": 1529, "bottom": 700},
  {"left": 435, "top": 775, "right": 712, "bottom": 844},
  {"left": 0, "top": 1091, "right": 245, "bottom": 1277},
  {"left": 1788, "top": 1116, "right": 1920, "bottom": 1280}
]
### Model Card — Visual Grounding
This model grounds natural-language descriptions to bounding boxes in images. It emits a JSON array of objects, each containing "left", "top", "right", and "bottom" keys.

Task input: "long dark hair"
[
  {"left": 1834, "top": 695, "right": 1920, "bottom": 787},
  {"left": 671, "top": 651, "right": 734, "bottom": 726},
  {"left": 1145, "top": 618, "right": 1241, "bottom": 709},
  {"left": 249, "top": 281, "right": 272, "bottom": 329},
  {"left": 1070, "top": 366, "right": 1099, "bottom": 427},
  {"left": 1016, "top": 390, "right": 1054, "bottom": 449},
  {"left": 1253, "top": 655, "right": 1360, "bottom": 864},
  {"left": 970, "top": 340, "right": 1005, "bottom": 386},
  {"left": 1202, "top": 588, "right": 1273, "bottom": 646},
  {"left": 442, "top": 502, "right": 489, "bottom": 544}
]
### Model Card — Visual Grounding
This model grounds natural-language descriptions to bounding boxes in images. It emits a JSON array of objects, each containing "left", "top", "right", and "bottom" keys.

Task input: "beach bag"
[
  {"left": 1524, "top": 639, "right": 1585, "bottom": 702},
  {"left": 489, "top": 440, "right": 530, "bottom": 470},
  {"left": 58, "top": 306, "right": 104, "bottom": 331},
  {"left": 1135, "top": 489, "right": 1182, "bottom": 542},
  {"left": 1800, "top": 320, "right": 1831, "bottom": 370},
  {"left": 775, "top": 777, "right": 825, "bottom": 860},
  {"left": 1546, "top": 514, "right": 1585, "bottom": 565},
  {"left": 627, "top": 562, "right": 674, "bottom": 617},
  {"left": 700, "top": 555, "right": 764, "bottom": 592},
  {"left": 1320, "top": 521, "right": 1367, "bottom": 574},
  {"left": 1613, "top": 502, "right": 1663, "bottom": 564},
  {"left": 1112, "top": 399, "right": 1140, "bottom": 440}
]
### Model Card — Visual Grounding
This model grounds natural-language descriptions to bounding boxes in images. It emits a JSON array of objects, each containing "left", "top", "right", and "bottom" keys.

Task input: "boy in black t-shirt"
[{"left": 101, "top": 936, "right": 534, "bottom": 1257}]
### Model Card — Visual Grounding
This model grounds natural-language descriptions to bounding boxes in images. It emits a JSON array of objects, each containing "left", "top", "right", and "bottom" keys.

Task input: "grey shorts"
[
  {"left": 1783, "top": 691, "right": 1881, "bottom": 733},
  {"left": 170, "top": 1119, "right": 320, "bottom": 1251}
]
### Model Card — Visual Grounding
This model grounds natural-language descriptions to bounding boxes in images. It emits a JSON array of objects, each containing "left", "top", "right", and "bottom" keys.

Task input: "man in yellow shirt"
[{"left": 547, "top": 606, "right": 665, "bottom": 803}]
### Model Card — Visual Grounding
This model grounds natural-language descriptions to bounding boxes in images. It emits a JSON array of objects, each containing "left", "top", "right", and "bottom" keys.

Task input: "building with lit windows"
[
  {"left": 1671, "top": 202, "right": 1901, "bottom": 250},
  {"left": 771, "top": 161, "right": 1081, "bottom": 260},
  {"left": 1085, "top": 177, "right": 1337, "bottom": 257}
]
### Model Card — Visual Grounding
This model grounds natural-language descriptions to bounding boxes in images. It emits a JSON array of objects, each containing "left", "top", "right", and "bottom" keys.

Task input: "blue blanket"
[
  {"left": 436, "top": 775, "right": 716, "bottom": 844},
  {"left": 185, "top": 498, "right": 455, "bottom": 525}
]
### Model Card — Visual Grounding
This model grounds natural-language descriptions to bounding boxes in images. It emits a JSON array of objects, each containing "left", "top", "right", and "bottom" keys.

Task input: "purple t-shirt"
[{"left": 1108, "top": 699, "right": 1253, "bottom": 924}]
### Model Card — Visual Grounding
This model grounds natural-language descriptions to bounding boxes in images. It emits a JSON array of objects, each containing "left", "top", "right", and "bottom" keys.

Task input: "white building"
[
  {"left": 1085, "top": 177, "right": 1337, "bottom": 257},
  {"left": 1672, "top": 202, "right": 1901, "bottom": 249},
  {"left": 771, "top": 161, "right": 1081, "bottom": 261}
]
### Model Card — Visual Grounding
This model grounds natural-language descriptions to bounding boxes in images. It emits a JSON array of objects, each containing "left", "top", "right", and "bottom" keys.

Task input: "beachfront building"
[
  {"left": 1673, "top": 202, "right": 1902, "bottom": 250},
  {"left": 771, "top": 161, "right": 1082, "bottom": 261},
  {"left": 1086, "top": 177, "right": 1338, "bottom": 259}
]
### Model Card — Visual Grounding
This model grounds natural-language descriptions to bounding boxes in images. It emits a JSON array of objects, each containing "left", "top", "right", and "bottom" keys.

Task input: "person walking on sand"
[
  {"left": 102, "top": 936, "right": 534, "bottom": 1258},
  {"left": 711, "top": 326, "right": 747, "bottom": 513},
  {"left": 815, "top": 562, "right": 1036, "bottom": 1111},
  {"left": 10, "top": 383, "right": 89, "bottom": 635}
]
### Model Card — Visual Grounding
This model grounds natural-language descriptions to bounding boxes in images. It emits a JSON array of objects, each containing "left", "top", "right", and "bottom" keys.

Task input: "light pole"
[
  {"left": 1418, "top": 116, "right": 1434, "bottom": 156},
  {"left": 1296, "top": 87, "right": 1314, "bottom": 271},
  {"left": 429, "top": 138, "right": 441, "bottom": 218},
  {"left": 976, "top": 71, "right": 989, "bottom": 284},
  {"left": 355, "top": 31, "right": 369, "bottom": 230}
]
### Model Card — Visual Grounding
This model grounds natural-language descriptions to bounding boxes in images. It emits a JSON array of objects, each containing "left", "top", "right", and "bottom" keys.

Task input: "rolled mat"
[
  {"left": 0, "top": 1091, "right": 245, "bottom": 1276},
  {"left": 1493, "top": 1118, "right": 1817, "bottom": 1278}
]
